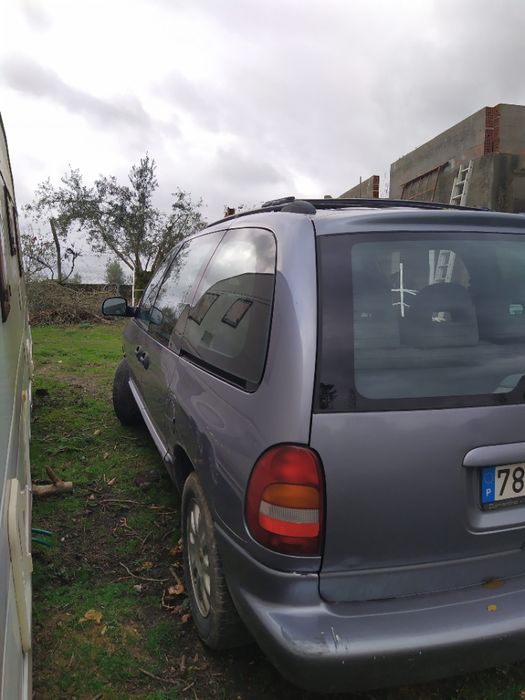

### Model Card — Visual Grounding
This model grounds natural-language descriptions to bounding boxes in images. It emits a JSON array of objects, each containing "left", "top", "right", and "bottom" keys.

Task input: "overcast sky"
[{"left": 2, "top": 0, "right": 525, "bottom": 280}]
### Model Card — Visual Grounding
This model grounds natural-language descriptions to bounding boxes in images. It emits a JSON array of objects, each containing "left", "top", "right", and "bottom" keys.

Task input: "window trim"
[{"left": 315, "top": 230, "right": 525, "bottom": 414}]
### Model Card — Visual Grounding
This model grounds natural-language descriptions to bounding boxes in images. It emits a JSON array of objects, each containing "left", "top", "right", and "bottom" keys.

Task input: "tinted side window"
[
  {"left": 136, "top": 255, "right": 174, "bottom": 329},
  {"left": 149, "top": 232, "right": 222, "bottom": 347},
  {"left": 181, "top": 228, "right": 276, "bottom": 390}
]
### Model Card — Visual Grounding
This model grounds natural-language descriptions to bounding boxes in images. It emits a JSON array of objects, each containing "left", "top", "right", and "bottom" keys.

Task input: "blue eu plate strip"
[{"left": 481, "top": 467, "right": 496, "bottom": 504}]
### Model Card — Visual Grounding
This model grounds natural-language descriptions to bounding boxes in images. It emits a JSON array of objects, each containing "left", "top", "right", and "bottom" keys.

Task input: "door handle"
[{"left": 135, "top": 346, "right": 150, "bottom": 369}]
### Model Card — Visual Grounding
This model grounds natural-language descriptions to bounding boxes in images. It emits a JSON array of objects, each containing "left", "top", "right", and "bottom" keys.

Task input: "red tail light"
[{"left": 245, "top": 445, "right": 324, "bottom": 556}]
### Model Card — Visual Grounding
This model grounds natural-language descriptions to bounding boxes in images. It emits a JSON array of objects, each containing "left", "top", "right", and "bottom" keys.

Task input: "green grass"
[
  {"left": 31, "top": 323, "right": 185, "bottom": 699},
  {"left": 30, "top": 323, "right": 525, "bottom": 700}
]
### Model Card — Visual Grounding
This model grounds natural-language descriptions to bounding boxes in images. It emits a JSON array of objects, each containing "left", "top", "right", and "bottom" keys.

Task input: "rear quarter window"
[{"left": 181, "top": 227, "right": 276, "bottom": 391}]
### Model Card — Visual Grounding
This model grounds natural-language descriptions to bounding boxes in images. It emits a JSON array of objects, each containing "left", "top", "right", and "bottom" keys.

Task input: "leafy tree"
[
  {"left": 105, "top": 259, "right": 126, "bottom": 286},
  {"left": 85, "top": 155, "right": 206, "bottom": 283},
  {"left": 151, "top": 187, "right": 206, "bottom": 272},
  {"left": 23, "top": 156, "right": 205, "bottom": 293},
  {"left": 23, "top": 169, "right": 90, "bottom": 283}
]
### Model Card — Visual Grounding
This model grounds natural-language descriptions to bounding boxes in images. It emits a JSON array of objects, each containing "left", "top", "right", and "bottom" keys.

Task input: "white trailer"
[{"left": 0, "top": 114, "right": 32, "bottom": 700}]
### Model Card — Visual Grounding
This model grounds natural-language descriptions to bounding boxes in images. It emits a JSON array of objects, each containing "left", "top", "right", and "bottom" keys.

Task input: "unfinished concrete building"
[
  {"left": 389, "top": 104, "right": 525, "bottom": 212},
  {"left": 339, "top": 174, "right": 380, "bottom": 199}
]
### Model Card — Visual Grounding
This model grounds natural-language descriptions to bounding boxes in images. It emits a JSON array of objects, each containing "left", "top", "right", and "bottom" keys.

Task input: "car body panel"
[
  {"left": 312, "top": 407, "right": 525, "bottom": 602},
  {"left": 166, "top": 217, "right": 319, "bottom": 571},
  {"left": 218, "top": 522, "right": 525, "bottom": 693}
]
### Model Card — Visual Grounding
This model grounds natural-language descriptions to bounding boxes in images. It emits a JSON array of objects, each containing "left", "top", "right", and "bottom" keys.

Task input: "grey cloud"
[
  {"left": 211, "top": 145, "right": 287, "bottom": 188},
  {"left": 159, "top": 74, "right": 220, "bottom": 131},
  {"left": 156, "top": 0, "right": 525, "bottom": 198},
  {"left": 2, "top": 54, "right": 152, "bottom": 130},
  {"left": 7, "top": 0, "right": 525, "bottom": 229},
  {"left": 20, "top": 0, "right": 52, "bottom": 31},
  {"left": 154, "top": 0, "right": 345, "bottom": 41}
]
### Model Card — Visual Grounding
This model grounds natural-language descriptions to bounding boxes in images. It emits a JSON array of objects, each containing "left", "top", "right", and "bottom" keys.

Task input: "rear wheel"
[
  {"left": 112, "top": 358, "right": 143, "bottom": 426},
  {"left": 182, "top": 472, "right": 249, "bottom": 649}
]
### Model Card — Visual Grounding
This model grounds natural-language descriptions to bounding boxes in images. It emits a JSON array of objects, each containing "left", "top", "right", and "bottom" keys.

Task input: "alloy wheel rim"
[{"left": 187, "top": 500, "right": 211, "bottom": 617}]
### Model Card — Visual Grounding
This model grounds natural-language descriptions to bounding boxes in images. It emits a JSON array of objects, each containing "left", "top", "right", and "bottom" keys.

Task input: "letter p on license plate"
[{"left": 481, "top": 463, "right": 525, "bottom": 506}]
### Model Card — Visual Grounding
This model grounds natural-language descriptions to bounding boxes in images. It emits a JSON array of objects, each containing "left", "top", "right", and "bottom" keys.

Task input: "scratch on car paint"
[{"left": 331, "top": 626, "right": 340, "bottom": 649}]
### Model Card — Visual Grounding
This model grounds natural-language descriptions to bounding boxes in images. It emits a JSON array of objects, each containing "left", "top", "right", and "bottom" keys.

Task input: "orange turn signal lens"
[{"left": 261, "top": 484, "right": 320, "bottom": 509}]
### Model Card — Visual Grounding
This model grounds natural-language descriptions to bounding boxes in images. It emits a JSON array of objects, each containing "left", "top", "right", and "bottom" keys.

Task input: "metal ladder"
[
  {"left": 431, "top": 249, "right": 456, "bottom": 284},
  {"left": 450, "top": 160, "right": 473, "bottom": 206}
]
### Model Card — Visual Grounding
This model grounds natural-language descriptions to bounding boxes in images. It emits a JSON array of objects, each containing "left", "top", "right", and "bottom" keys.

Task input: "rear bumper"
[{"left": 217, "top": 526, "right": 525, "bottom": 693}]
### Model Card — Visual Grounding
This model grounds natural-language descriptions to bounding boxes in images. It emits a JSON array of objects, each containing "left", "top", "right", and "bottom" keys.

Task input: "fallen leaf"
[
  {"left": 80, "top": 609, "right": 103, "bottom": 624},
  {"left": 88, "top": 494, "right": 96, "bottom": 501},
  {"left": 133, "top": 584, "right": 146, "bottom": 593},
  {"left": 100, "top": 625, "right": 108, "bottom": 636},
  {"left": 103, "top": 452, "right": 109, "bottom": 460},
  {"left": 487, "top": 604, "right": 497, "bottom": 613},
  {"left": 519, "top": 690, "right": 525, "bottom": 700},
  {"left": 169, "top": 539, "right": 183, "bottom": 556},
  {"left": 180, "top": 613, "right": 191, "bottom": 624},
  {"left": 107, "top": 477, "right": 116, "bottom": 487},
  {"left": 141, "top": 561, "right": 153, "bottom": 570},
  {"left": 93, "top": 429, "right": 101, "bottom": 436},
  {"left": 167, "top": 583, "right": 185, "bottom": 596}
]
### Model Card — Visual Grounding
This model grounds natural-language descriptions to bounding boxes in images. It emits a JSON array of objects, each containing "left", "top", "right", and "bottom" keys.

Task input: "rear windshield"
[{"left": 316, "top": 232, "right": 525, "bottom": 412}]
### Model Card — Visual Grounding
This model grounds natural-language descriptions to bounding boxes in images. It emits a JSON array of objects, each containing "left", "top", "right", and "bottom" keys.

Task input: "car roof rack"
[{"left": 205, "top": 197, "right": 488, "bottom": 228}]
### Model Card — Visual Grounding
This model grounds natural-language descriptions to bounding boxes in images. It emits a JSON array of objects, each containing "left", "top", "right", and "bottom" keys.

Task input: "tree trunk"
[{"left": 49, "top": 217, "right": 62, "bottom": 283}]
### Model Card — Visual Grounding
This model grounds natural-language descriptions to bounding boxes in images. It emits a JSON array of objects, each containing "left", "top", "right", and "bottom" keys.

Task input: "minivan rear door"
[{"left": 313, "top": 227, "right": 525, "bottom": 602}]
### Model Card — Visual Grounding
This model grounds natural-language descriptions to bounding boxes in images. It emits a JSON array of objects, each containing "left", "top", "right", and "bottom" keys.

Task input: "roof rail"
[{"left": 204, "top": 197, "right": 488, "bottom": 228}]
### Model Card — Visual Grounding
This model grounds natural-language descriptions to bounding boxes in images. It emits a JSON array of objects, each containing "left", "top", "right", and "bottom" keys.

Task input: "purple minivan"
[{"left": 103, "top": 197, "right": 525, "bottom": 692}]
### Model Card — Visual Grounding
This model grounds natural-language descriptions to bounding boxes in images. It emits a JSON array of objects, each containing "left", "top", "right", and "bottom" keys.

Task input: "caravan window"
[{"left": 0, "top": 201, "right": 10, "bottom": 322}]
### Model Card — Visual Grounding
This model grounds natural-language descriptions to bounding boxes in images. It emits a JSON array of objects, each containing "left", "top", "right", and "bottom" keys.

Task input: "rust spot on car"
[{"left": 483, "top": 579, "right": 504, "bottom": 589}]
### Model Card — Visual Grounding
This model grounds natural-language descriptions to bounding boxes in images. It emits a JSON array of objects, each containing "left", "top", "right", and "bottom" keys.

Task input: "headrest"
[{"left": 353, "top": 267, "right": 400, "bottom": 349}]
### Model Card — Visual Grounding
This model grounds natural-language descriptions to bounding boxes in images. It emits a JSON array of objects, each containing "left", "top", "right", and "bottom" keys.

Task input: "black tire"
[
  {"left": 182, "top": 472, "right": 249, "bottom": 649},
  {"left": 112, "top": 358, "right": 143, "bottom": 426}
]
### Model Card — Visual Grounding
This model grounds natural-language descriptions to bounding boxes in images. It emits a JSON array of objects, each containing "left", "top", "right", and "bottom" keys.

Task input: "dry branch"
[
  {"left": 26, "top": 280, "right": 121, "bottom": 326},
  {"left": 32, "top": 466, "right": 73, "bottom": 497}
]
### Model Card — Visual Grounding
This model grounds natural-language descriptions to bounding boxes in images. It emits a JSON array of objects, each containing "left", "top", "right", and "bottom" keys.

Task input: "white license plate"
[{"left": 481, "top": 463, "right": 525, "bottom": 506}]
